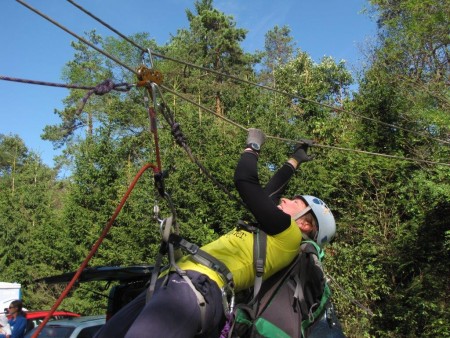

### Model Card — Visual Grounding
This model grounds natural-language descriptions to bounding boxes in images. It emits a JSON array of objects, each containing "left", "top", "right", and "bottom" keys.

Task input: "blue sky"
[{"left": 0, "top": 0, "right": 377, "bottom": 169}]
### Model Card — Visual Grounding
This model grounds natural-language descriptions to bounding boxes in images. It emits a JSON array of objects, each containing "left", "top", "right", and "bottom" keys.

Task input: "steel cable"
[
  {"left": 66, "top": 0, "right": 450, "bottom": 146},
  {"left": 14, "top": 0, "right": 450, "bottom": 167}
]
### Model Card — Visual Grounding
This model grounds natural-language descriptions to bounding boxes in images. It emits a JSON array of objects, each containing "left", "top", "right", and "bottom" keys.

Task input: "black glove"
[
  {"left": 291, "top": 140, "right": 313, "bottom": 164},
  {"left": 246, "top": 128, "right": 266, "bottom": 152}
]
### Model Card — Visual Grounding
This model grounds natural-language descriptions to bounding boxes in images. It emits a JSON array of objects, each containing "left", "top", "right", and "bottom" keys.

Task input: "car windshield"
[{"left": 29, "top": 326, "right": 75, "bottom": 338}]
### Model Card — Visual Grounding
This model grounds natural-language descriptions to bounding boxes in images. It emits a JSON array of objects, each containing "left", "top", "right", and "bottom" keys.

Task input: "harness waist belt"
[{"left": 168, "top": 233, "right": 234, "bottom": 286}]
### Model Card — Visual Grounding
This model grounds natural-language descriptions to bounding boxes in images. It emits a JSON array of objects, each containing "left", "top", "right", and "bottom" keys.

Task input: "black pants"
[{"left": 95, "top": 271, "right": 225, "bottom": 338}]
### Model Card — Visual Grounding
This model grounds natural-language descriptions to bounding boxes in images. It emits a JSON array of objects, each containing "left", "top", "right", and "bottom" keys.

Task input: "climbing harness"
[{"left": 146, "top": 208, "right": 236, "bottom": 334}]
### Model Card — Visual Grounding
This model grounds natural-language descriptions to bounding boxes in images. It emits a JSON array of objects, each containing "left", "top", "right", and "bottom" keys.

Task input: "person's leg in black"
[
  {"left": 124, "top": 273, "right": 202, "bottom": 338},
  {"left": 190, "top": 272, "right": 225, "bottom": 338},
  {"left": 96, "top": 271, "right": 225, "bottom": 338},
  {"left": 94, "top": 290, "right": 146, "bottom": 338}
]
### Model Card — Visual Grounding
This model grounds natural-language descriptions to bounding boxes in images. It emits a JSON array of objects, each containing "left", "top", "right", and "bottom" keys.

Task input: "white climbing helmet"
[{"left": 295, "top": 195, "right": 336, "bottom": 247}]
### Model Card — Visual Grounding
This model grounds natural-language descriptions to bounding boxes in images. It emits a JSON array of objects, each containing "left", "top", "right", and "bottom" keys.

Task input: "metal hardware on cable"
[
  {"left": 143, "top": 48, "right": 156, "bottom": 69},
  {"left": 137, "top": 62, "right": 164, "bottom": 186},
  {"left": 148, "top": 82, "right": 159, "bottom": 131},
  {"left": 136, "top": 65, "right": 163, "bottom": 86},
  {"left": 136, "top": 49, "right": 163, "bottom": 87}
]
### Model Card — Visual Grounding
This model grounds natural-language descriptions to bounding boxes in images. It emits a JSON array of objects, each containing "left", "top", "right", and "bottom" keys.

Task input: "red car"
[{"left": 24, "top": 310, "right": 81, "bottom": 333}]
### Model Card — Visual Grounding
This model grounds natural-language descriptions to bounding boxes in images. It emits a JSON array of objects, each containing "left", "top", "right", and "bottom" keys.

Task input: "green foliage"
[
  {"left": 2, "top": 1, "right": 449, "bottom": 336},
  {"left": 0, "top": 135, "right": 70, "bottom": 309}
]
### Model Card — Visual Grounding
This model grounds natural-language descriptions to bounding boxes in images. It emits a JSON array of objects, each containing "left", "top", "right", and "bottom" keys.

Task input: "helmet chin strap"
[{"left": 293, "top": 206, "right": 311, "bottom": 221}]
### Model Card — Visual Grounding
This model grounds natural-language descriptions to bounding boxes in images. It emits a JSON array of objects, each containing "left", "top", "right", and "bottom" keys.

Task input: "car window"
[
  {"left": 33, "top": 326, "right": 75, "bottom": 338},
  {"left": 26, "top": 317, "right": 69, "bottom": 334},
  {"left": 77, "top": 325, "right": 104, "bottom": 338}
]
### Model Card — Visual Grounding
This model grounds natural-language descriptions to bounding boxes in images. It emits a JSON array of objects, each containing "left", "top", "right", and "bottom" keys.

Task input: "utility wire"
[
  {"left": 66, "top": 0, "right": 450, "bottom": 146},
  {"left": 14, "top": 0, "right": 450, "bottom": 167}
]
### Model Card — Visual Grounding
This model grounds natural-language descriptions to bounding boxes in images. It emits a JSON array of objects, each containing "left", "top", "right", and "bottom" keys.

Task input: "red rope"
[{"left": 32, "top": 163, "right": 159, "bottom": 338}]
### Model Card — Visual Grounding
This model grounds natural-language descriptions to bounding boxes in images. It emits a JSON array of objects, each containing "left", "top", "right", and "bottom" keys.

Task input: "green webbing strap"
[
  {"left": 299, "top": 240, "right": 331, "bottom": 336},
  {"left": 302, "top": 240, "right": 324, "bottom": 261},
  {"left": 301, "top": 284, "right": 332, "bottom": 336}
]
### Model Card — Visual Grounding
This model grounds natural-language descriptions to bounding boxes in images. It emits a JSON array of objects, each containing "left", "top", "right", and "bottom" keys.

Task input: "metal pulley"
[{"left": 136, "top": 65, "right": 163, "bottom": 87}]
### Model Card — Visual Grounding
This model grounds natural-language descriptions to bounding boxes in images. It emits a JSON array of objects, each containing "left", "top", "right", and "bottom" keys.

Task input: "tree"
[
  {"left": 362, "top": 0, "right": 450, "bottom": 150},
  {"left": 164, "top": 0, "right": 256, "bottom": 116},
  {"left": 0, "top": 134, "right": 28, "bottom": 192},
  {"left": 0, "top": 135, "right": 69, "bottom": 309},
  {"left": 259, "top": 25, "right": 295, "bottom": 86},
  {"left": 339, "top": 1, "right": 450, "bottom": 336}
]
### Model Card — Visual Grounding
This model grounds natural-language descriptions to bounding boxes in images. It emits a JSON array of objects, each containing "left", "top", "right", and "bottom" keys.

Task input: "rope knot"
[
  {"left": 171, "top": 123, "right": 186, "bottom": 146},
  {"left": 76, "top": 79, "right": 121, "bottom": 115},
  {"left": 94, "top": 79, "right": 115, "bottom": 95}
]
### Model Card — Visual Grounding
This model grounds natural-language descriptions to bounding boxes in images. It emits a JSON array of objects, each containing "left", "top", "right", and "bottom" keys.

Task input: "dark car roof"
[{"left": 35, "top": 265, "right": 155, "bottom": 284}]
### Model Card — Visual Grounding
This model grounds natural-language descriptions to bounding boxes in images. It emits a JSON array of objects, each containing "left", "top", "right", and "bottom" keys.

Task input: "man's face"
[
  {"left": 277, "top": 197, "right": 307, "bottom": 217},
  {"left": 278, "top": 197, "right": 316, "bottom": 233}
]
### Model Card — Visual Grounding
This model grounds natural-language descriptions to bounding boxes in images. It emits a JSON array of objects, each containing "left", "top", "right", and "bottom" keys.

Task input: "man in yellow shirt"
[{"left": 96, "top": 129, "right": 335, "bottom": 338}]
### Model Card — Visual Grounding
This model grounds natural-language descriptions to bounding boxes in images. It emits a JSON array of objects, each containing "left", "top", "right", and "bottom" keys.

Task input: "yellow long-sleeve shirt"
[{"left": 174, "top": 219, "right": 301, "bottom": 291}]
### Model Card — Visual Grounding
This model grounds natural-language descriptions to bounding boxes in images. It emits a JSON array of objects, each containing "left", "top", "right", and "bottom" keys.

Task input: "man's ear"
[{"left": 297, "top": 219, "right": 313, "bottom": 233}]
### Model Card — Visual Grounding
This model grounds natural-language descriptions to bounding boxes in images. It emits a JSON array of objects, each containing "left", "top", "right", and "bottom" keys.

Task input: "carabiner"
[
  {"left": 150, "top": 82, "right": 158, "bottom": 105},
  {"left": 141, "top": 48, "right": 155, "bottom": 69}
]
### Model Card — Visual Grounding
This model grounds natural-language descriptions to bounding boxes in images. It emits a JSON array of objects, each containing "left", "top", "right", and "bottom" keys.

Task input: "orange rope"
[{"left": 32, "top": 163, "right": 159, "bottom": 338}]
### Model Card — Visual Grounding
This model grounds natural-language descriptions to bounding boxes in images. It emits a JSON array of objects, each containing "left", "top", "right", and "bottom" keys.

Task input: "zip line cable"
[
  {"left": 16, "top": 0, "right": 450, "bottom": 152},
  {"left": 160, "top": 87, "right": 450, "bottom": 167},
  {"left": 3, "top": 69, "right": 448, "bottom": 167},
  {"left": 16, "top": 0, "right": 139, "bottom": 76},
  {"left": 66, "top": 0, "right": 145, "bottom": 52},
  {"left": 66, "top": 0, "right": 450, "bottom": 147},
  {"left": 14, "top": 1, "right": 248, "bottom": 203},
  {"left": 13, "top": 0, "right": 450, "bottom": 167}
]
